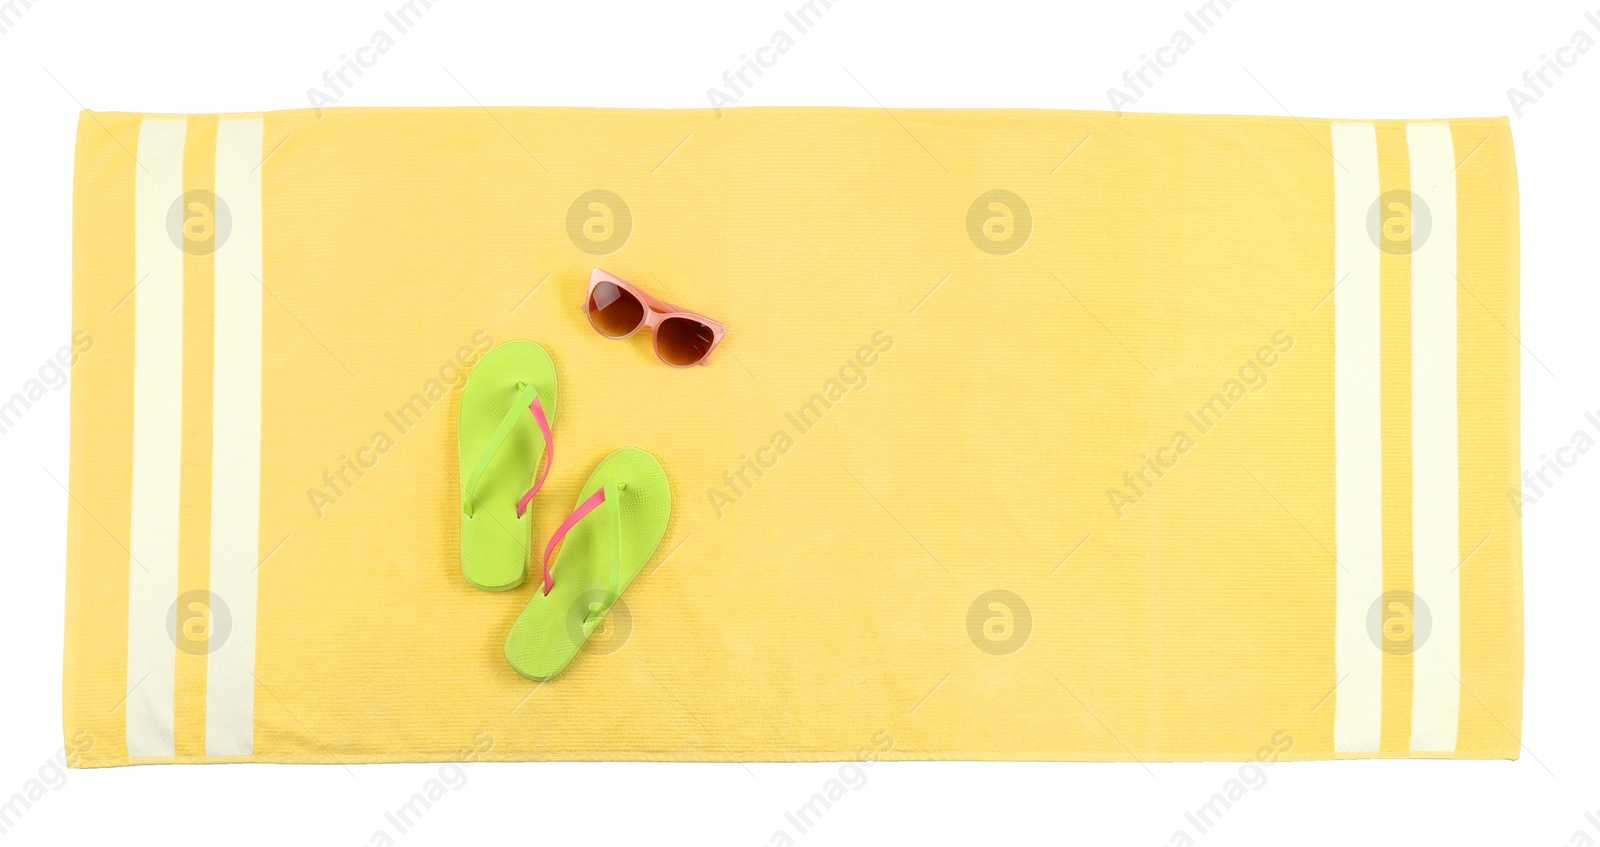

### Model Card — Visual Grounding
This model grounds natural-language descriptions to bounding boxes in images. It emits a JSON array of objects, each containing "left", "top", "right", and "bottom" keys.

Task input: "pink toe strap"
[
  {"left": 539, "top": 488, "right": 606, "bottom": 595},
  {"left": 514, "top": 398, "right": 553, "bottom": 518}
]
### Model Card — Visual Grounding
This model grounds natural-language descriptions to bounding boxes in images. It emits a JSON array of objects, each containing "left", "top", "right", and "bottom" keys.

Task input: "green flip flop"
[
  {"left": 504, "top": 447, "right": 672, "bottom": 680},
  {"left": 458, "top": 340, "right": 558, "bottom": 591}
]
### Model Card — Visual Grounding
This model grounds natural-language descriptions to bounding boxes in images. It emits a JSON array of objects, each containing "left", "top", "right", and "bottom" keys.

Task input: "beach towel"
[{"left": 64, "top": 106, "right": 1521, "bottom": 765}]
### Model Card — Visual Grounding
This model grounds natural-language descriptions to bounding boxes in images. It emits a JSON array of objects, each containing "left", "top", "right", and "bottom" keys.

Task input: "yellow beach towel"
[{"left": 65, "top": 107, "right": 1521, "bottom": 766}]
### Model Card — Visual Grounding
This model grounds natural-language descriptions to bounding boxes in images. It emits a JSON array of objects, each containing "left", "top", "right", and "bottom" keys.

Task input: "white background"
[{"left": 0, "top": 1, "right": 1593, "bottom": 844}]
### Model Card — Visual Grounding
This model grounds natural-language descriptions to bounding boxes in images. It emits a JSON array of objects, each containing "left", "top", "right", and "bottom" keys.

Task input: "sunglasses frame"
[{"left": 583, "top": 268, "right": 727, "bottom": 368}]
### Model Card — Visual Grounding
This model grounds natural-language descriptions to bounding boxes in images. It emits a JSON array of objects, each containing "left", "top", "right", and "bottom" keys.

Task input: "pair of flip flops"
[{"left": 458, "top": 340, "right": 671, "bottom": 680}]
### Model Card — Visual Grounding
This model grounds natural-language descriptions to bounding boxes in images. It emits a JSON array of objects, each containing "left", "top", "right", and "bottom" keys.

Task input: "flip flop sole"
[
  {"left": 458, "top": 340, "right": 558, "bottom": 591},
  {"left": 504, "top": 447, "right": 671, "bottom": 680}
]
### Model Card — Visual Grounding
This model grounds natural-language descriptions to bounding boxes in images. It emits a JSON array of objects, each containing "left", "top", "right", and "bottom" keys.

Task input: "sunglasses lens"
[
  {"left": 656, "top": 317, "right": 716, "bottom": 366},
  {"left": 587, "top": 281, "right": 645, "bottom": 337}
]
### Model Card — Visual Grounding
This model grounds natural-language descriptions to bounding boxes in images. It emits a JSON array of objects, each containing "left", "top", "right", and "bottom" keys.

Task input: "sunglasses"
[{"left": 583, "top": 268, "right": 727, "bottom": 367}]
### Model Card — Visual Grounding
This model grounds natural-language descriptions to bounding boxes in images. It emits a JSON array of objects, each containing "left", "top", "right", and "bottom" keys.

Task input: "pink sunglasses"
[{"left": 583, "top": 268, "right": 727, "bottom": 367}]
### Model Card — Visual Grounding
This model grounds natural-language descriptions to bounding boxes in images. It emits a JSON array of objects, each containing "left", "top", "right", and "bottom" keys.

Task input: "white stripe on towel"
[
  {"left": 206, "top": 117, "right": 266, "bottom": 757},
  {"left": 1407, "top": 121, "right": 1461, "bottom": 753},
  {"left": 1330, "top": 122, "right": 1384, "bottom": 753},
  {"left": 127, "top": 117, "right": 187, "bottom": 759}
]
